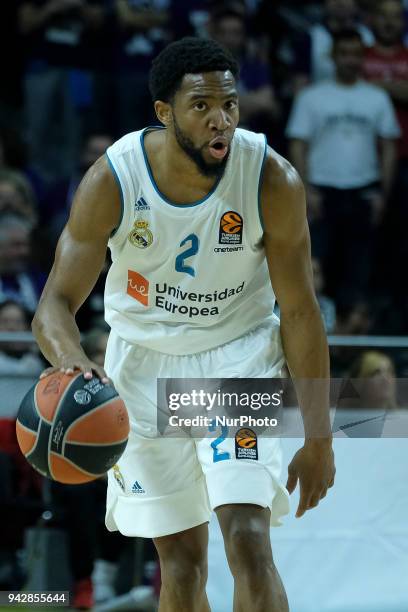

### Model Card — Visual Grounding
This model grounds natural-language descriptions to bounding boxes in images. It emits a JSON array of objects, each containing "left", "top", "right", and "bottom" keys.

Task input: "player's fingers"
[
  {"left": 286, "top": 470, "right": 298, "bottom": 494},
  {"left": 93, "top": 366, "right": 111, "bottom": 385},
  {"left": 39, "top": 367, "right": 59, "bottom": 379},
  {"left": 62, "top": 366, "right": 78, "bottom": 376},
  {"left": 308, "top": 493, "right": 321, "bottom": 508},
  {"left": 296, "top": 486, "right": 312, "bottom": 518}
]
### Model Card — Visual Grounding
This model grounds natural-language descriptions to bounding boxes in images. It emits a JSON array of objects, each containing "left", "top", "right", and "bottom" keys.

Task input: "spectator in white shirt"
[{"left": 286, "top": 28, "right": 400, "bottom": 312}]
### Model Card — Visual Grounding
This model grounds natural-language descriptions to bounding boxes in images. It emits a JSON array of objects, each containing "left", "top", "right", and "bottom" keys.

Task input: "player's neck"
[{"left": 145, "top": 129, "right": 219, "bottom": 204}]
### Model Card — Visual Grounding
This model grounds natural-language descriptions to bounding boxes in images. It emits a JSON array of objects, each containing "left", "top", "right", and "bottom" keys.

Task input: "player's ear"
[{"left": 154, "top": 100, "right": 173, "bottom": 127}]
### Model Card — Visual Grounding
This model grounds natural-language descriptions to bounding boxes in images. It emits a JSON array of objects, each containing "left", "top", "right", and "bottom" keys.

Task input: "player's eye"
[
  {"left": 225, "top": 99, "right": 238, "bottom": 110},
  {"left": 193, "top": 101, "right": 207, "bottom": 111}
]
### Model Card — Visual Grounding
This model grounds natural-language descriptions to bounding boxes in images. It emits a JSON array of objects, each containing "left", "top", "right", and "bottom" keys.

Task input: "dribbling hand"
[{"left": 40, "top": 358, "right": 110, "bottom": 385}]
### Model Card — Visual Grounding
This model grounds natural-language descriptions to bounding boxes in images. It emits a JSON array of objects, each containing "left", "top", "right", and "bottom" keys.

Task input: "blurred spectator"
[
  {"left": 18, "top": 0, "right": 107, "bottom": 183},
  {"left": 42, "top": 132, "right": 113, "bottom": 240},
  {"left": 349, "top": 350, "right": 398, "bottom": 409},
  {"left": 170, "top": 0, "right": 210, "bottom": 39},
  {"left": 293, "top": 0, "right": 374, "bottom": 90},
  {"left": 0, "top": 300, "right": 44, "bottom": 376},
  {"left": 113, "top": 0, "right": 170, "bottom": 136},
  {"left": 207, "top": 3, "right": 281, "bottom": 137},
  {"left": 363, "top": 0, "right": 408, "bottom": 317},
  {"left": 363, "top": 0, "right": 408, "bottom": 159},
  {"left": 0, "top": 417, "right": 43, "bottom": 589},
  {"left": 286, "top": 29, "right": 400, "bottom": 311},
  {"left": 0, "top": 4, "right": 24, "bottom": 133},
  {"left": 332, "top": 350, "right": 405, "bottom": 437},
  {"left": 0, "top": 128, "right": 46, "bottom": 206},
  {"left": 0, "top": 169, "right": 38, "bottom": 225},
  {"left": 0, "top": 214, "right": 46, "bottom": 313}
]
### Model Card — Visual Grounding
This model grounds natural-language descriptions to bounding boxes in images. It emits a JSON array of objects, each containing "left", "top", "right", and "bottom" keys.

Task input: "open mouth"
[{"left": 208, "top": 137, "right": 229, "bottom": 160}]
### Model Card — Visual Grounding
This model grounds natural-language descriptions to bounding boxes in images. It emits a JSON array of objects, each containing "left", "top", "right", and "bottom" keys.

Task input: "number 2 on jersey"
[
  {"left": 175, "top": 234, "right": 199, "bottom": 277},
  {"left": 209, "top": 420, "right": 230, "bottom": 463}
]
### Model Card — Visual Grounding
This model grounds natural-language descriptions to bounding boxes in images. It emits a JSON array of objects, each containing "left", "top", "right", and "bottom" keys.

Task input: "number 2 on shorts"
[
  {"left": 209, "top": 421, "right": 230, "bottom": 463},
  {"left": 175, "top": 234, "right": 199, "bottom": 277}
]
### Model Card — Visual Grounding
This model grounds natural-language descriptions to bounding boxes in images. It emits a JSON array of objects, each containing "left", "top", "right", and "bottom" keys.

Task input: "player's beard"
[{"left": 173, "top": 116, "right": 229, "bottom": 179}]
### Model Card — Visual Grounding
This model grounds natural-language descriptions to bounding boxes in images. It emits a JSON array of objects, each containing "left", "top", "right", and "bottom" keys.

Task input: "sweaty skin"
[
  {"left": 32, "top": 70, "right": 335, "bottom": 519},
  {"left": 261, "top": 150, "right": 335, "bottom": 517}
]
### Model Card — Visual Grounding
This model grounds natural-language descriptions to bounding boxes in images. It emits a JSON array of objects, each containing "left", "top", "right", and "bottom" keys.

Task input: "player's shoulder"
[
  {"left": 263, "top": 145, "right": 303, "bottom": 196},
  {"left": 233, "top": 126, "right": 266, "bottom": 152},
  {"left": 106, "top": 129, "right": 144, "bottom": 158},
  {"left": 260, "top": 146, "right": 306, "bottom": 236},
  {"left": 81, "top": 154, "right": 117, "bottom": 195}
]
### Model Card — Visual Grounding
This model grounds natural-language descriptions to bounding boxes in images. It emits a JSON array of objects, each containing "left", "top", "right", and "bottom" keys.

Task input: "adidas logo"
[
  {"left": 132, "top": 481, "right": 145, "bottom": 494},
  {"left": 134, "top": 197, "right": 150, "bottom": 212}
]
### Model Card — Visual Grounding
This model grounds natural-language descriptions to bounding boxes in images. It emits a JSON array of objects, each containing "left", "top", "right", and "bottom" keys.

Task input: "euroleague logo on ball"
[
  {"left": 73, "top": 389, "right": 92, "bottom": 405},
  {"left": 219, "top": 211, "right": 243, "bottom": 245}
]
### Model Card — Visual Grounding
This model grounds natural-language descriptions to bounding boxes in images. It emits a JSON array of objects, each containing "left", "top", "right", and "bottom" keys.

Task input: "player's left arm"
[{"left": 261, "top": 147, "right": 335, "bottom": 518}]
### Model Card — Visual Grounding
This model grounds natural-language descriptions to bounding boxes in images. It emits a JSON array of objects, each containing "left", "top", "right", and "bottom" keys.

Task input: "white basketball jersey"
[{"left": 104, "top": 126, "right": 278, "bottom": 355}]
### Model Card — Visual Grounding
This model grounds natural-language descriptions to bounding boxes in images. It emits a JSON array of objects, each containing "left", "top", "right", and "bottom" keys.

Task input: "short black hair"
[
  {"left": 332, "top": 28, "right": 364, "bottom": 49},
  {"left": 149, "top": 37, "right": 240, "bottom": 103}
]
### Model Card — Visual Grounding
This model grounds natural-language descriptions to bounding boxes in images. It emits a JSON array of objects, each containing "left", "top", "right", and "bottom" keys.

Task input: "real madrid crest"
[
  {"left": 113, "top": 464, "right": 125, "bottom": 492},
  {"left": 128, "top": 219, "right": 153, "bottom": 249}
]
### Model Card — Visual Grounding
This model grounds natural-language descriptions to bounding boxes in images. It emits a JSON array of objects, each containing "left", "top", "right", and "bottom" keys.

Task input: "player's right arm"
[{"left": 32, "top": 156, "right": 121, "bottom": 382}]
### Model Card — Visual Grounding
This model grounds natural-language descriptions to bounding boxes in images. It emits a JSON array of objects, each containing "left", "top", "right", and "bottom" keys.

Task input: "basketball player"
[{"left": 33, "top": 37, "right": 335, "bottom": 612}]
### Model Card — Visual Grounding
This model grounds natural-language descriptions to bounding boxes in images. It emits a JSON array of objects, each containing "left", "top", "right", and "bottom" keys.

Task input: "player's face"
[{"left": 171, "top": 71, "right": 239, "bottom": 178}]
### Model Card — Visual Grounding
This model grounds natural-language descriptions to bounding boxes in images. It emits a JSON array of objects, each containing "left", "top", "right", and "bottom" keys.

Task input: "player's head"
[
  {"left": 149, "top": 37, "right": 240, "bottom": 179},
  {"left": 332, "top": 29, "right": 364, "bottom": 82},
  {"left": 373, "top": 0, "right": 404, "bottom": 46}
]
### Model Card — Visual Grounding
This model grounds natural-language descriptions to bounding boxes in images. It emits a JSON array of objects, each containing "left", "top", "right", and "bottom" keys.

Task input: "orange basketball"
[{"left": 16, "top": 371, "right": 129, "bottom": 484}]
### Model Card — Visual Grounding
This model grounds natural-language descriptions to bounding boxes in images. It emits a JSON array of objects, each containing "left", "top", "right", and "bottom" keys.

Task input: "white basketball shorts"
[{"left": 104, "top": 320, "right": 290, "bottom": 538}]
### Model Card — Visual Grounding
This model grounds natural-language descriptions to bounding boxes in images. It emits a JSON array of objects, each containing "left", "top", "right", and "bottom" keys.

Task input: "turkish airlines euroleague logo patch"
[
  {"left": 127, "top": 270, "right": 149, "bottom": 306},
  {"left": 219, "top": 211, "right": 243, "bottom": 245},
  {"left": 235, "top": 428, "right": 258, "bottom": 460}
]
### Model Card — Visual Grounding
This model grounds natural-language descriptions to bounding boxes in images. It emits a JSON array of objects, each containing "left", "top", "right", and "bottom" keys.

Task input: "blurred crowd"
[
  {"left": 1, "top": 0, "right": 408, "bottom": 609},
  {"left": 0, "top": 0, "right": 407, "bottom": 341}
]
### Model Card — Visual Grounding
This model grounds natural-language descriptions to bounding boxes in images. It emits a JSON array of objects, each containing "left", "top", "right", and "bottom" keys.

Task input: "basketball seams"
[
  {"left": 47, "top": 372, "right": 83, "bottom": 476},
  {"left": 62, "top": 396, "right": 124, "bottom": 453},
  {"left": 66, "top": 437, "right": 129, "bottom": 447},
  {"left": 17, "top": 420, "right": 40, "bottom": 457},
  {"left": 18, "top": 372, "right": 129, "bottom": 483},
  {"left": 34, "top": 383, "right": 49, "bottom": 422},
  {"left": 16, "top": 419, "right": 37, "bottom": 435},
  {"left": 49, "top": 451, "right": 105, "bottom": 480},
  {"left": 25, "top": 422, "right": 42, "bottom": 459}
]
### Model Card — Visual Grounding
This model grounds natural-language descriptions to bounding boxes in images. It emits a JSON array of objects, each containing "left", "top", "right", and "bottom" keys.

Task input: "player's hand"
[
  {"left": 40, "top": 357, "right": 110, "bottom": 384},
  {"left": 286, "top": 439, "right": 335, "bottom": 518}
]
